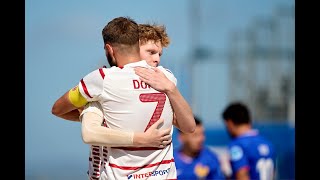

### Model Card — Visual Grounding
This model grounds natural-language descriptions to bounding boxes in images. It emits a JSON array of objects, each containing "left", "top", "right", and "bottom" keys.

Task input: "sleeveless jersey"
[{"left": 78, "top": 60, "right": 177, "bottom": 180}]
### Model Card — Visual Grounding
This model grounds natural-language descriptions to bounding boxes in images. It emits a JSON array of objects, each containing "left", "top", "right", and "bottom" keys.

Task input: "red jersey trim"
[
  {"left": 109, "top": 158, "right": 175, "bottom": 170},
  {"left": 99, "top": 68, "right": 105, "bottom": 79},
  {"left": 80, "top": 79, "right": 93, "bottom": 98}
]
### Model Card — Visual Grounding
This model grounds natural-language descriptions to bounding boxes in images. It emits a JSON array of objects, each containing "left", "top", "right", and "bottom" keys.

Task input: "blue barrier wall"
[{"left": 172, "top": 123, "right": 295, "bottom": 180}]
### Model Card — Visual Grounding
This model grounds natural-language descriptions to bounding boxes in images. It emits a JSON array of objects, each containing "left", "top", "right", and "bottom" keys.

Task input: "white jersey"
[
  {"left": 87, "top": 145, "right": 108, "bottom": 180},
  {"left": 87, "top": 118, "right": 108, "bottom": 180},
  {"left": 78, "top": 60, "right": 177, "bottom": 180}
]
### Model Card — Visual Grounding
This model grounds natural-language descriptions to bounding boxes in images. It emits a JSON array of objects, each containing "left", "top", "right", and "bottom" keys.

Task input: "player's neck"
[
  {"left": 116, "top": 55, "right": 141, "bottom": 67},
  {"left": 235, "top": 124, "right": 252, "bottom": 137},
  {"left": 181, "top": 147, "right": 200, "bottom": 158}
]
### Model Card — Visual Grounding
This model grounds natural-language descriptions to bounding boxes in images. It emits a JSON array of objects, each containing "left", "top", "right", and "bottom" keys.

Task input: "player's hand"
[
  {"left": 134, "top": 118, "right": 172, "bottom": 148},
  {"left": 134, "top": 67, "right": 175, "bottom": 93}
]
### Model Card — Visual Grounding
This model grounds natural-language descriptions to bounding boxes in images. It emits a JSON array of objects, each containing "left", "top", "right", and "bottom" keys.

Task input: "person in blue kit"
[
  {"left": 174, "top": 116, "right": 225, "bottom": 180},
  {"left": 222, "top": 102, "right": 276, "bottom": 180}
]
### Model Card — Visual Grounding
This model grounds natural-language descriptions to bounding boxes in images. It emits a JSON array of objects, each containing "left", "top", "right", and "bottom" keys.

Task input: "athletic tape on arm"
[{"left": 80, "top": 102, "right": 134, "bottom": 146}]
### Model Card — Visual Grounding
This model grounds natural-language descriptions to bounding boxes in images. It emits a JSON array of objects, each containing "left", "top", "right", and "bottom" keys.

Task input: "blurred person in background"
[
  {"left": 222, "top": 102, "right": 276, "bottom": 180},
  {"left": 174, "top": 116, "right": 225, "bottom": 180}
]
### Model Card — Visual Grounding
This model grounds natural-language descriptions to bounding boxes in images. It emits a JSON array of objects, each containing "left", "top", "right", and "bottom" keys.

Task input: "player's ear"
[
  {"left": 225, "top": 119, "right": 235, "bottom": 129},
  {"left": 105, "top": 44, "right": 115, "bottom": 60},
  {"left": 105, "top": 44, "right": 113, "bottom": 55}
]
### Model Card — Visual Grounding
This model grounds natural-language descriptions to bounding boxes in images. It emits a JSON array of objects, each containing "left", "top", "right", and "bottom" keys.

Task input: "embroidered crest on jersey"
[
  {"left": 194, "top": 163, "right": 209, "bottom": 178},
  {"left": 230, "top": 145, "right": 243, "bottom": 161}
]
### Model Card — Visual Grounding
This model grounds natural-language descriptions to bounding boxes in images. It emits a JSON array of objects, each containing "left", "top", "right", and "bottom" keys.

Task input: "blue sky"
[{"left": 26, "top": 0, "right": 294, "bottom": 179}]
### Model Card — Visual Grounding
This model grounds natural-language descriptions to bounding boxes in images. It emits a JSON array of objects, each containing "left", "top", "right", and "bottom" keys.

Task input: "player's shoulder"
[
  {"left": 87, "top": 65, "right": 108, "bottom": 73},
  {"left": 164, "top": 68, "right": 174, "bottom": 74},
  {"left": 157, "top": 66, "right": 177, "bottom": 83},
  {"left": 228, "top": 143, "right": 245, "bottom": 161},
  {"left": 257, "top": 135, "right": 275, "bottom": 151},
  {"left": 158, "top": 66, "right": 174, "bottom": 74},
  {"left": 257, "top": 134, "right": 272, "bottom": 143},
  {"left": 228, "top": 139, "right": 243, "bottom": 150},
  {"left": 86, "top": 65, "right": 115, "bottom": 79}
]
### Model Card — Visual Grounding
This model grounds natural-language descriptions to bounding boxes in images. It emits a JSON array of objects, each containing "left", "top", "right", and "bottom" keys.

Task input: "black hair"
[{"left": 222, "top": 102, "right": 251, "bottom": 125}]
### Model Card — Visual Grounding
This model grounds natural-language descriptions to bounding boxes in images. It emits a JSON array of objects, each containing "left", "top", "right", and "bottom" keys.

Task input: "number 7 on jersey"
[{"left": 139, "top": 92, "right": 166, "bottom": 131}]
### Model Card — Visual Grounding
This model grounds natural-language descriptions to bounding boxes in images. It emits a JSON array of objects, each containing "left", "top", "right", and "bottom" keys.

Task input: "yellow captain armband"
[{"left": 68, "top": 85, "right": 88, "bottom": 108}]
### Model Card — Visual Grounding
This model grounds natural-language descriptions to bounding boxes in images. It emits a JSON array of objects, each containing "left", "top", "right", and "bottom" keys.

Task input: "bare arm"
[
  {"left": 52, "top": 86, "right": 88, "bottom": 122},
  {"left": 134, "top": 67, "right": 196, "bottom": 133},
  {"left": 235, "top": 167, "right": 250, "bottom": 180},
  {"left": 165, "top": 85, "right": 195, "bottom": 133},
  {"left": 81, "top": 103, "right": 172, "bottom": 147}
]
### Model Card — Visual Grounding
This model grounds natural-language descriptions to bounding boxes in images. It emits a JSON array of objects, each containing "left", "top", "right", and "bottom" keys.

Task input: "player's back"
[
  {"left": 230, "top": 130, "right": 276, "bottom": 180},
  {"left": 100, "top": 66, "right": 173, "bottom": 132},
  {"left": 99, "top": 61, "right": 177, "bottom": 180}
]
